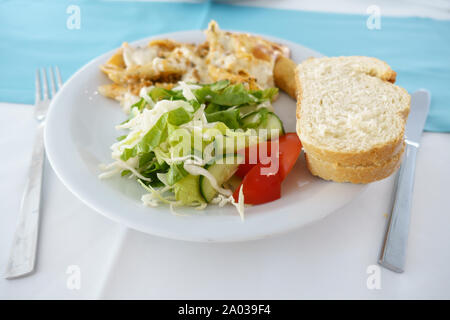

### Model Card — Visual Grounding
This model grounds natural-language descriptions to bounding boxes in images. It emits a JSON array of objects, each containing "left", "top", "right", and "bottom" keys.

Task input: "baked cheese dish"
[
  {"left": 98, "top": 20, "right": 292, "bottom": 112},
  {"left": 205, "top": 21, "right": 289, "bottom": 90}
]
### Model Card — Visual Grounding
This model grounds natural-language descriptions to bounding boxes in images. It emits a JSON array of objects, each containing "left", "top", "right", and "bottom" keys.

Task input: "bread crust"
[
  {"left": 305, "top": 143, "right": 405, "bottom": 184},
  {"left": 295, "top": 57, "right": 410, "bottom": 167},
  {"left": 300, "top": 133, "right": 405, "bottom": 166}
]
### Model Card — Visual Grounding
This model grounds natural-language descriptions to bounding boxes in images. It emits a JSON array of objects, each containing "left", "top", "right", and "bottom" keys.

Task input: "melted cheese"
[
  {"left": 205, "top": 20, "right": 287, "bottom": 89},
  {"left": 122, "top": 44, "right": 159, "bottom": 67}
]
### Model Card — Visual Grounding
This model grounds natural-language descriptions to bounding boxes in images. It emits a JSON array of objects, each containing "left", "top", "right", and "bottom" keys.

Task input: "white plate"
[{"left": 44, "top": 30, "right": 366, "bottom": 242}]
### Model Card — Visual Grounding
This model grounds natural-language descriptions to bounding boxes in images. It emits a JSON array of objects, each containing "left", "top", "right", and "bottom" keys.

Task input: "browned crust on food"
[
  {"left": 148, "top": 39, "right": 180, "bottom": 51},
  {"left": 386, "top": 70, "right": 397, "bottom": 83},
  {"left": 305, "top": 142, "right": 405, "bottom": 184},
  {"left": 274, "top": 56, "right": 297, "bottom": 99}
]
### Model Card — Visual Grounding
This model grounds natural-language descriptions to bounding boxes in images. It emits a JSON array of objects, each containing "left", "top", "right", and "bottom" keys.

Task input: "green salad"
[{"left": 100, "top": 80, "right": 284, "bottom": 217}]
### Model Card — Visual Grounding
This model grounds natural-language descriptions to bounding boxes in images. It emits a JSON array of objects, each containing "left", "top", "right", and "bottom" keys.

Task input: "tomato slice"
[
  {"left": 233, "top": 163, "right": 281, "bottom": 205},
  {"left": 235, "top": 141, "right": 273, "bottom": 178},
  {"left": 234, "top": 163, "right": 255, "bottom": 179},
  {"left": 277, "top": 133, "right": 302, "bottom": 180},
  {"left": 232, "top": 133, "right": 302, "bottom": 205},
  {"left": 235, "top": 133, "right": 302, "bottom": 181}
]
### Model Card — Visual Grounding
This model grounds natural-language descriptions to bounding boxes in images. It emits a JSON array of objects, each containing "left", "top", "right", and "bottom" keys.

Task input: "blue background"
[{"left": 1, "top": 0, "right": 449, "bottom": 131}]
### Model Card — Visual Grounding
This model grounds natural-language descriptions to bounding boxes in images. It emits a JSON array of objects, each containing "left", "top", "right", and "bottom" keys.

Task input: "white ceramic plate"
[{"left": 45, "top": 30, "right": 366, "bottom": 242}]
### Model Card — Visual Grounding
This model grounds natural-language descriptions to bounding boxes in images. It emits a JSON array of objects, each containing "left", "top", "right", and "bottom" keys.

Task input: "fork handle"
[
  {"left": 379, "top": 143, "right": 418, "bottom": 273},
  {"left": 4, "top": 123, "right": 45, "bottom": 279}
]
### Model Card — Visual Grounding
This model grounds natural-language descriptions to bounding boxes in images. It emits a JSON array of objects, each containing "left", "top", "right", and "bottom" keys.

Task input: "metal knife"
[{"left": 379, "top": 89, "right": 431, "bottom": 273}]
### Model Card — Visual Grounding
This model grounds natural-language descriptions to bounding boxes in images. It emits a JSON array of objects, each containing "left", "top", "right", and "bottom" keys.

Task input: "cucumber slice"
[
  {"left": 241, "top": 110, "right": 263, "bottom": 129},
  {"left": 238, "top": 105, "right": 257, "bottom": 117},
  {"left": 174, "top": 175, "right": 205, "bottom": 205},
  {"left": 199, "top": 155, "right": 242, "bottom": 203},
  {"left": 241, "top": 109, "right": 284, "bottom": 139},
  {"left": 264, "top": 112, "right": 285, "bottom": 139}
]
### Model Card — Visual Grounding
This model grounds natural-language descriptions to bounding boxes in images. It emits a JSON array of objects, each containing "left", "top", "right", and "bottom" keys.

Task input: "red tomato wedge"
[
  {"left": 233, "top": 163, "right": 282, "bottom": 205},
  {"left": 277, "top": 133, "right": 302, "bottom": 180},
  {"left": 235, "top": 141, "right": 272, "bottom": 178},
  {"left": 235, "top": 133, "right": 302, "bottom": 180},
  {"left": 233, "top": 133, "right": 302, "bottom": 205}
]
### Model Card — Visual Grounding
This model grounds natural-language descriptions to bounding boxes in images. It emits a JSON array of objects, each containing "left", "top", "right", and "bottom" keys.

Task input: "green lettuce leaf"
[
  {"left": 193, "top": 81, "right": 277, "bottom": 108},
  {"left": 209, "top": 80, "right": 230, "bottom": 91},
  {"left": 131, "top": 98, "right": 147, "bottom": 112},
  {"left": 205, "top": 108, "right": 241, "bottom": 129},
  {"left": 149, "top": 87, "right": 184, "bottom": 102},
  {"left": 121, "top": 170, "right": 131, "bottom": 177},
  {"left": 167, "top": 107, "right": 192, "bottom": 126},
  {"left": 209, "top": 83, "right": 253, "bottom": 106},
  {"left": 250, "top": 87, "right": 279, "bottom": 102},
  {"left": 116, "top": 135, "right": 127, "bottom": 142},
  {"left": 138, "top": 152, "right": 156, "bottom": 170},
  {"left": 166, "top": 163, "right": 188, "bottom": 186},
  {"left": 120, "top": 113, "right": 169, "bottom": 161}
]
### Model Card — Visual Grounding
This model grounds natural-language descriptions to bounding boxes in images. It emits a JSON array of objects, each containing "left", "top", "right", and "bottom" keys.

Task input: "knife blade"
[
  {"left": 405, "top": 90, "right": 431, "bottom": 144},
  {"left": 379, "top": 89, "right": 431, "bottom": 273}
]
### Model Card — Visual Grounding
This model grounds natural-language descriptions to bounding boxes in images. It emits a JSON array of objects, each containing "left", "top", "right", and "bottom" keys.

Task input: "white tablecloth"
[{"left": 1, "top": 0, "right": 450, "bottom": 299}]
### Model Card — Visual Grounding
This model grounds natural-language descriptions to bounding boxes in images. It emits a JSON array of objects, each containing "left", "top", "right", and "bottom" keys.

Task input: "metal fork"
[{"left": 4, "top": 67, "right": 63, "bottom": 279}]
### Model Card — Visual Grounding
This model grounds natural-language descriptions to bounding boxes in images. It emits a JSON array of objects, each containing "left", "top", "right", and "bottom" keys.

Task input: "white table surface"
[{"left": 1, "top": 0, "right": 450, "bottom": 299}]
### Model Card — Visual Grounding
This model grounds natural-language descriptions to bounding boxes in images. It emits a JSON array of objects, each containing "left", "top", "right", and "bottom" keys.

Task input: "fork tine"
[
  {"left": 55, "top": 66, "right": 63, "bottom": 90},
  {"left": 35, "top": 69, "right": 41, "bottom": 104},
  {"left": 41, "top": 68, "right": 48, "bottom": 100},
  {"left": 49, "top": 67, "right": 56, "bottom": 98}
]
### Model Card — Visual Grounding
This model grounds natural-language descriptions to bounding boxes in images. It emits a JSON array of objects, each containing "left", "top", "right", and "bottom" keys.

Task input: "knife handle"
[{"left": 379, "top": 142, "right": 418, "bottom": 273}]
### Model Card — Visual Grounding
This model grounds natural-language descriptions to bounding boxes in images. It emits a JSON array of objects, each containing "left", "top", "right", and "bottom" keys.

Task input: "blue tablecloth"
[{"left": 1, "top": 0, "right": 449, "bottom": 132}]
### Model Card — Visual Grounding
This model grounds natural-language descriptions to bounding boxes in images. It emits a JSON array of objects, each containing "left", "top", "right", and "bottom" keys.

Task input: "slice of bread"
[
  {"left": 295, "top": 56, "right": 410, "bottom": 183},
  {"left": 296, "top": 56, "right": 410, "bottom": 167}
]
